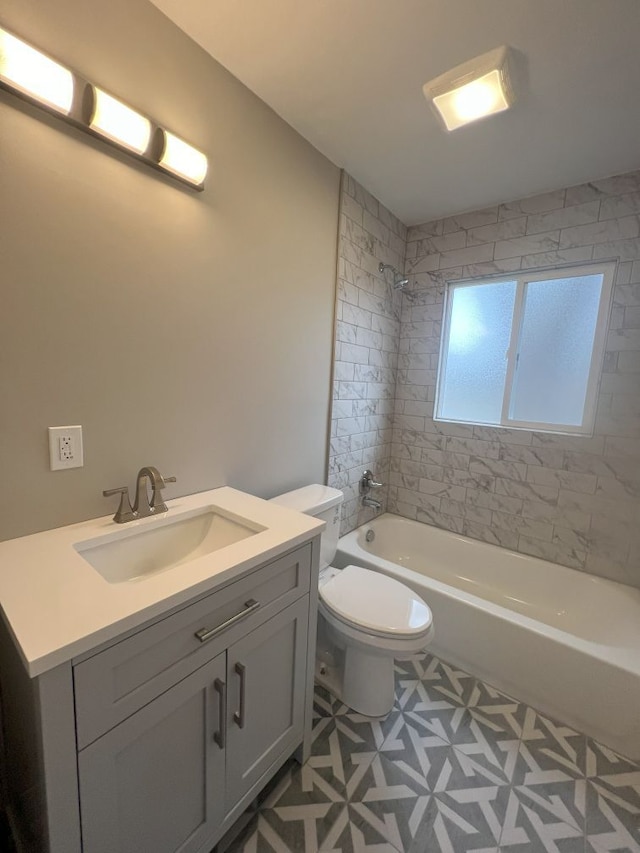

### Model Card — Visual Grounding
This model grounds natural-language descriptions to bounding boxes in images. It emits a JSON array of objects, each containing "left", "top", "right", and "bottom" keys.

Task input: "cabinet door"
[
  {"left": 226, "top": 598, "right": 309, "bottom": 808},
  {"left": 78, "top": 653, "right": 227, "bottom": 853}
]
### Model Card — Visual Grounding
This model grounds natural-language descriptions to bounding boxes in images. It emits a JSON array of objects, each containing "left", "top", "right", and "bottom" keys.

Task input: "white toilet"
[{"left": 270, "top": 484, "right": 434, "bottom": 716}]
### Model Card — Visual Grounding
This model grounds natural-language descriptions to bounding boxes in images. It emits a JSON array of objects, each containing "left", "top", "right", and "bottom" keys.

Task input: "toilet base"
[
  {"left": 343, "top": 647, "right": 395, "bottom": 716},
  {"left": 316, "top": 612, "right": 399, "bottom": 717}
]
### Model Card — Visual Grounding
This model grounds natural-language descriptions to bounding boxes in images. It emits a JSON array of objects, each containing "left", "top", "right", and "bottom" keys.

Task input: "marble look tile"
[
  {"left": 466, "top": 217, "right": 527, "bottom": 246},
  {"left": 520, "top": 499, "right": 591, "bottom": 535},
  {"left": 469, "top": 457, "right": 527, "bottom": 482},
  {"left": 441, "top": 207, "right": 499, "bottom": 233},
  {"left": 417, "top": 508, "right": 465, "bottom": 533},
  {"left": 498, "top": 190, "right": 566, "bottom": 219},
  {"left": 406, "top": 253, "right": 442, "bottom": 274},
  {"left": 600, "top": 190, "right": 640, "bottom": 221},
  {"left": 473, "top": 427, "right": 533, "bottom": 446},
  {"left": 465, "top": 488, "right": 523, "bottom": 516},
  {"left": 494, "top": 232, "right": 560, "bottom": 260},
  {"left": 525, "top": 466, "right": 597, "bottom": 495},
  {"left": 333, "top": 171, "right": 640, "bottom": 590},
  {"left": 462, "top": 258, "right": 521, "bottom": 278},
  {"left": 498, "top": 445, "right": 565, "bottom": 469},
  {"left": 439, "top": 243, "right": 495, "bottom": 269},
  {"left": 341, "top": 192, "right": 364, "bottom": 226},
  {"left": 492, "top": 511, "right": 553, "bottom": 542},
  {"left": 407, "top": 220, "right": 444, "bottom": 241},
  {"left": 415, "top": 230, "right": 466, "bottom": 255},
  {"left": 517, "top": 535, "right": 586, "bottom": 570},
  {"left": 564, "top": 173, "right": 640, "bottom": 205},
  {"left": 526, "top": 201, "right": 600, "bottom": 235},
  {"left": 444, "top": 467, "right": 494, "bottom": 491},
  {"left": 495, "top": 479, "right": 559, "bottom": 505},
  {"left": 560, "top": 214, "right": 640, "bottom": 249},
  {"left": 519, "top": 245, "right": 593, "bottom": 268},
  {"left": 463, "top": 521, "right": 520, "bottom": 550},
  {"left": 593, "top": 237, "right": 640, "bottom": 260}
]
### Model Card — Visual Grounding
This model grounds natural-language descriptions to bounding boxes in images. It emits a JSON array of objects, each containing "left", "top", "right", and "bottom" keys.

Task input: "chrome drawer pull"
[
  {"left": 213, "top": 678, "right": 226, "bottom": 749},
  {"left": 233, "top": 662, "right": 246, "bottom": 729},
  {"left": 194, "top": 599, "right": 260, "bottom": 644}
]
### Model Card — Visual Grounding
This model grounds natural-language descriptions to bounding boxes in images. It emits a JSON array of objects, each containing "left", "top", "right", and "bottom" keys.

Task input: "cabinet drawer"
[{"left": 74, "top": 544, "right": 311, "bottom": 749}]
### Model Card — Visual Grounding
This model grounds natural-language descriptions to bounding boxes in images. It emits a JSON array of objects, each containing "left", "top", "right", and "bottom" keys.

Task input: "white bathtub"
[{"left": 335, "top": 513, "right": 640, "bottom": 760}]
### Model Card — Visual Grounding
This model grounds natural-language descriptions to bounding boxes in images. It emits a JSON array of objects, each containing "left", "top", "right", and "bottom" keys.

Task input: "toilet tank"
[{"left": 269, "top": 485, "right": 343, "bottom": 569}]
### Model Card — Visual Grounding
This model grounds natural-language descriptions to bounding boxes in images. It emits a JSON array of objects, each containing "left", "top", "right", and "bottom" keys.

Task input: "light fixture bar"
[
  {"left": 0, "top": 24, "right": 207, "bottom": 190},
  {"left": 0, "top": 26, "right": 74, "bottom": 114},
  {"left": 423, "top": 46, "right": 515, "bottom": 132}
]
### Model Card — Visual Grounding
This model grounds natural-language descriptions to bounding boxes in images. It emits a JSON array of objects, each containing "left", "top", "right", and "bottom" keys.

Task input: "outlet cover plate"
[{"left": 48, "top": 425, "right": 83, "bottom": 470}]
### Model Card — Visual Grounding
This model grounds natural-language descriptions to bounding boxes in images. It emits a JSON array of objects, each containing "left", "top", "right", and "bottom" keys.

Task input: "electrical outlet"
[{"left": 48, "top": 425, "right": 83, "bottom": 470}]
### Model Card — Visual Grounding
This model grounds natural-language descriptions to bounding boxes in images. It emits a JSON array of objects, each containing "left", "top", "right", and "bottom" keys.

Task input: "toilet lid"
[{"left": 319, "top": 565, "right": 432, "bottom": 637}]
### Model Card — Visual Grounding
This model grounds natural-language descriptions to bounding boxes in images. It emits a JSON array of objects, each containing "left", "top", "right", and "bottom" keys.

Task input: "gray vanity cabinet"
[
  {"left": 225, "top": 598, "right": 308, "bottom": 808},
  {"left": 0, "top": 538, "right": 320, "bottom": 853},
  {"left": 77, "top": 598, "right": 309, "bottom": 853},
  {"left": 78, "top": 653, "right": 227, "bottom": 853}
]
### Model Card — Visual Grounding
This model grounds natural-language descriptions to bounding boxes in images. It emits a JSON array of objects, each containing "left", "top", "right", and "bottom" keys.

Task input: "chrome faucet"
[
  {"left": 362, "top": 495, "right": 382, "bottom": 511},
  {"left": 103, "top": 466, "right": 176, "bottom": 523},
  {"left": 359, "top": 469, "right": 383, "bottom": 511}
]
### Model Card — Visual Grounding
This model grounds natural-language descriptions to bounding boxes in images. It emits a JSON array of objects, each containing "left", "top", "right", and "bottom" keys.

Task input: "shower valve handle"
[{"left": 360, "top": 469, "right": 383, "bottom": 495}]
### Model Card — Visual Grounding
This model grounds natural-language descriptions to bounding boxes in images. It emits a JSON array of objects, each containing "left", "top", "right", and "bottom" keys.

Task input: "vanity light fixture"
[
  {"left": 0, "top": 24, "right": 208, "bottom": 190},
  {"left": 0, "top": 27, "right": 74, "bottom": 114},
  {"left": 158, "top": 130, "right": 208, "bottom": 187},
  {"left": 89, "top": 87, "right": 151, "bottom": 155},
  {"left": 423, "top": 46, "right": 515, "bottom": 132}
]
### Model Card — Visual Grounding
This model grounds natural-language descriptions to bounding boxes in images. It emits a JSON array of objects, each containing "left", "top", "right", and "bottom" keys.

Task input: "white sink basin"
[{"left": 74, "top": 507, "right": 265, "bottom": 584}]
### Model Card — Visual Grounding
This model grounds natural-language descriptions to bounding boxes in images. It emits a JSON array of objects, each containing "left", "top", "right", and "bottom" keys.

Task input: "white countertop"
[{"left": 0, "top": 487, "right": 324, "bottom": 677}]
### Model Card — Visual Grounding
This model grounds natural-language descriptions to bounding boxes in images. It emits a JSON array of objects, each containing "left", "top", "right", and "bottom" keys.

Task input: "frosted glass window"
[
  {"left": 509, "top": 276, "right": 603, "bottom": 426},
  {"left": 439, "top": 281, "right": 516, "bottom": 423},
  {"left": 435, "top": 263, "right": 614, "bottom": 434}
]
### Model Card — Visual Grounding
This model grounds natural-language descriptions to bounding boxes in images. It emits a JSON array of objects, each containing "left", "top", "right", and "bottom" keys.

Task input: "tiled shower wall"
[
  {"left": 390, "top": 170, "right": 640, "bottom": 587},
  {"left": 328, "top": 174, "right": 406, "bottom": 533}
]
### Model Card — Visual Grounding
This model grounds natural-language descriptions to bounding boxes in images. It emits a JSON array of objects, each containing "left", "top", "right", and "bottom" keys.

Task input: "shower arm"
[{"left": 378, "top": 261, "right": 409, "bottom": 290}]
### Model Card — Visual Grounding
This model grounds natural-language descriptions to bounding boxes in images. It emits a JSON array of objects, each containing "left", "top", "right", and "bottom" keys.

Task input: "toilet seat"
[{"left": 319, "top": 565, "right": 432, "bottom": 640}]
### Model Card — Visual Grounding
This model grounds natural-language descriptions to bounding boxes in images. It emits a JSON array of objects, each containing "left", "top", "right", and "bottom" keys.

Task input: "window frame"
[{"left": 434, "top": 261, "right": 616, "bottom": 436}]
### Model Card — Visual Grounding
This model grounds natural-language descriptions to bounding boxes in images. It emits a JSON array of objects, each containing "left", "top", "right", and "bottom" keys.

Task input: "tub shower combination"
[{"left": 336, "top": 513, "right": 640, "bottom": 761}]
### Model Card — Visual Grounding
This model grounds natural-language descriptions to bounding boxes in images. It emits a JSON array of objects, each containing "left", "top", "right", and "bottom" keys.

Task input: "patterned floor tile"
[
  {"left": 388, "top": 656, "right": 523, "bottom": 785},
  {"left": 584, "top": 739, "right": 640, "bottom": 852},
  {"left": 498, "top": 785, "right": 585, "bottom": 852},
  {"left": 225, "top": 654, "right": 640, "bottom": 853},
  {"left": 407, "top": 791, "right": 507, "bottom": 853}
]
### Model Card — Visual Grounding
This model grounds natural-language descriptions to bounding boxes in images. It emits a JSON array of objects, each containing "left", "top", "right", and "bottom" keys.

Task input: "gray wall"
[
  {"left": 391, "top": 172, "right": 640, "bottom": 587},
  {"left": 0, "top": 0, "right": 340, "bottom": 540},
  {"left": 328, "top": 175, "right": 406, "bottom": 533}
]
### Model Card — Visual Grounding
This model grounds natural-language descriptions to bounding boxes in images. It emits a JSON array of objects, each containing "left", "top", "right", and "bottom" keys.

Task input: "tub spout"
[{"left": 362, "top": 496, "right": 382, "bottom": 511}]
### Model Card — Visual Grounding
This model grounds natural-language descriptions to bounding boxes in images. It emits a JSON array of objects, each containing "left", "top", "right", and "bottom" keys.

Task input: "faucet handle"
[
  {"left": 359, "top": 469, "right": 384, "bottom": 495},
  {"left": 150, "top": 474, "right": 176, "bottom": 512},
  {"left": 103, "top": 486, "right": 136, "bottom": 524}
]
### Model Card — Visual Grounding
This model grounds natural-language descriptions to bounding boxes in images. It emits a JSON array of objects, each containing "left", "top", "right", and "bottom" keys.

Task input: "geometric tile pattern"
[{"left": 223, "top": 652, "right": 640, "bottom": 853}]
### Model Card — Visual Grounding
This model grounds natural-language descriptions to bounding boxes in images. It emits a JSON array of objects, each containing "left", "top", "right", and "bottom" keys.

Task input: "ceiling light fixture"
[
  {"left": 423, "top": 46, "right": 515, "bottom": 132},
  {"left": 0, "top": 25, "right": 207, "bottom": 190}
]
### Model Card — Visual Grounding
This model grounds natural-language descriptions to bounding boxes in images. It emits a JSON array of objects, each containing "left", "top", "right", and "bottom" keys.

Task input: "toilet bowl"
[{"left": 270, "top": 485, "right": 434, "bottom": 716}]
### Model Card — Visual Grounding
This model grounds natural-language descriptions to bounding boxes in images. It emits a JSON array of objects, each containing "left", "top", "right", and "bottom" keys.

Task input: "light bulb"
[
  {"left": 90, "top": 87, "right": 151, "bottom": 154},
  {"left": 158, "top": 131, "right": 208, "bottom": 187},
  {"left": 0, "top": 27, "right": 74, "bottom": 114}
]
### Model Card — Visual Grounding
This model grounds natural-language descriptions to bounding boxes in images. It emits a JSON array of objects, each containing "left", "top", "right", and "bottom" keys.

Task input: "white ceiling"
[{"left": 150, "top": 0, "right": 640, "bottom": 225}]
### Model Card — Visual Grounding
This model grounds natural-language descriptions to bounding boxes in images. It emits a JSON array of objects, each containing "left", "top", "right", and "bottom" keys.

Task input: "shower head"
[{"left": 378, "top": 261, "right": 409, "bottom": 290}]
